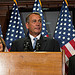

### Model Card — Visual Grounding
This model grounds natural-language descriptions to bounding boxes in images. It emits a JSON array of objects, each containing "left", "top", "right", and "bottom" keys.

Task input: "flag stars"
[
  {"left": 68, "top": 24, "right": 71, "bottom": 26},
  {"left": 10, "top": 20, "right": 12, "bottom": 23},
  {"left": 56, "top": 26, "right": 58, "bottom": 29},
  {"left": 65, "top": 10, "right": 67, "bottom": 13},
  {"left": 42, "top": 28, "right": 45, "bottom": 30},
  {"left": 17, "top": 22, "right": 20, "bottom": 24},
  {"left": 35, "top": 0, "right": 37, "bottom": 2},
  {"left": 12, "top": 12, "right": 14, "bottom": 14},
  {"left": 64, "top": 23, "right": 66, "bottom": 26},
  {"left": 73, "top": 29, "right": 75, "bottom": 32},
  {"left": 43, "top": 24, "right": 45, "bottom": 26},
  {"left": 15, "top": 12, "right": 17, "bottom": 15},
  {"left": 7, "top": 33, "right": 10, "bottom": 35},
  {"left": 64, "top": 14, "right": 67, "bottom": 17},
  {"left": 57, "top": 22, "right": 59, "bottom": 25},
  {"left": 60, "top": 23, "right": 63, "bottom": 25},
  {"left": 40, "top": 10, "right": 42, "bottom": 12},
  {"left": 63, "top": 37, "right": 65, "bottom": 39},
  {"left": 15, "top": 35, "right": 18, "bottom": 37},
  {"left": 9, "top": 43, "right": 12, "bottom": 46},
  {"left": 18, "top": 17, "right": 20, "bottom": 20},
  {"left": 20, "top": 27, "right": 23, "bottom": 29},
  {"left": 43, "top": 20, "right": 45, "bottom": 22},
  {"left": 38, "top": 4, "right": 40, "bottom": 7},
  {"left": 68, "top": 19, "right": 71, "bottom": 22},
  {"left": 11, "top": 34, "right": 14, "bottom": 36},
  {"left": 12, "top": 30, "right": 15, "bottom": 32},
  {"left": 62, "top": 41, "right": 65, "bottom": 44},
  {"left": 40, "top": 14, "right": 42, "bottom": 16},
  {"left": 65, "top": 6, "right": 67, "bottom": 8},
  {"left": 6, "top": 37, "right": 9, "bottom": 40},
  {"left": 13, "top": 25, "right": 15, "bottom": 28},
  {"left": 37, "top": 8, "right": 39, "bottom": 11},
  {"left": 14, "top": 21, "right": 16, "bottom": 23},
  {"left": 68, "top": 33, "right": 70, "bottom": 36},
  {"left": 64, "top": 28, "right": 66, "bottom": 30},
  {"left": 60, "top": 27, "right": 62, "bottom": 30},
  {"left": 21, "top": 23, "right": 22, "bottom": 25},
  {"left": 55, "top": 31, "right": 57, "bottom": 33},
  {"left": 16, "top": 26, "right": 19, "bottom": 29},
  {"left": 11, "top": 16, "right": 13, "bottom": 18},
  {"left": 64, "top": 19, "right": 67, "bottom": 21},
  {"left": 73, "top": 34, "right": 75, "bottom": 37},
  {"left": 16, "top": 31, "right": 18, "bottom": 33},
  {"left": 19, "top": 36, "right": 22, "bottom": 38},
  {"left": 69, "top": 15, "right": 71, "bottom": 18},
  {"left": 33, "top": 8, "right": 36, "bottom": 10},
  {"left": 68, "top": 28, "right": 71, "bottom": 31},
  {"left": 58, "top": 36, "right": 61, "bottom": 38},
  {"left": 14, "top": 17, "right": 17, "bottom": 19},
  {"left": 34, "top": 4, "right": 36, "bottom": 6},
  {"left": 61, "top": 19, "right": 63, "bottom": 21},
  {"left": 12, "top": 7, "right": 15, "bottom": 10},
  {"left": 62, "top": 10, "right": 64, "bottom": 13},
  {"left": 16, "top": 8, "right": 18, "bottom": 11},
  {"left": 19, "top": 31, "right": 22, "bottom": 34},
  {"left": 67, "top": 38, "right": 70, "bottom": 40},
  {"left": 59, "top": 32, "right": 61, "bottom": 34},
  {"left": 8, "top": 29, "right": 10, "bottom": 31},
  {"left": 42, "top": 32, "right": 44, "bottom": 35},
  {"left": 61, "top": 14, "right": 63, "bottom": 17},
  {"left": 10, "top": 38, "right": 13, "bottom": 41},
  {"left": 63, "top": 32, "right": 66, "bottom": 35}
]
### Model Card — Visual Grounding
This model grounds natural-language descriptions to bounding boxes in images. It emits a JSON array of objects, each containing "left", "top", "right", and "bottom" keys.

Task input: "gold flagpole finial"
[
  {"left": 14, "top": 0, "right": 17, "bottom": 5},
  {"left": 65, "top": 0, "right": 68, "bottom": 6},
  {"left": 39, "top": 0, "right": 42, "bottom": 7}
]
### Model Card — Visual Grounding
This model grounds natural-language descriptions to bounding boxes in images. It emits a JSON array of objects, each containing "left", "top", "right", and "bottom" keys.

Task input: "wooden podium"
[{"left": 0, "top": 51, "right": 65, "bottom": 75}]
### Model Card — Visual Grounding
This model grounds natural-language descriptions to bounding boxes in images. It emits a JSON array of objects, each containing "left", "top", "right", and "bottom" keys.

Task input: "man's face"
[{"left": 26, "top": 14, "right": 42, "bottom": 37}]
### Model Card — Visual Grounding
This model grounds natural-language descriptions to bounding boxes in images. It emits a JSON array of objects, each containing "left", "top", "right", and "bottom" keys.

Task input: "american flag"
[
  {"left": 0, "top": 25, "right": 3, "bottom": 38},
  {"left": 54, "top": 0, "right": 75, "bottom": 74},
  {"left": 5, "top": 0, "right": 25, "bottom": 51},
  {"left": 33, "top": 0, "right": 49, "bottom": 37}
]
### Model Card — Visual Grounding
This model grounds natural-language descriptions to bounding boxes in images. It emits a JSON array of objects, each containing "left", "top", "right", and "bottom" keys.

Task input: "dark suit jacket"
[
  {"left": 68, "top": 55, "right": 75, "bottom": 75},
  {"left": 10, "top": 35, "right": 60, "bottom": 52}
]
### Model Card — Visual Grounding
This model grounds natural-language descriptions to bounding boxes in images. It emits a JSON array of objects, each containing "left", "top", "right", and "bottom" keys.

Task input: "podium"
[{"left": 0, "top": 51, "right": 65, "bottom": 75}]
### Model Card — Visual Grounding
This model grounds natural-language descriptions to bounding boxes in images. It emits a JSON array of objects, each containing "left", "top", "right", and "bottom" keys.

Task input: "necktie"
[{"left": 33, "top": 38, "right": 37, "bottom": 49}]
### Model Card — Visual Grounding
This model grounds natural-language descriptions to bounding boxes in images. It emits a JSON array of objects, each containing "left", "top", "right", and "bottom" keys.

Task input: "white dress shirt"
[{"left": 29, "top": 34, "right": 41, "bottom": 47}]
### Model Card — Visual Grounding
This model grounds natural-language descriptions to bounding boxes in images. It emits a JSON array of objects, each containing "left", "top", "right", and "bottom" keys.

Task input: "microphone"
[
  {"left": 35, "top": 40, "right": 41, "bottom": 51},
  {"left": 24, "top": 39, "right": 30, "bottom": 51}
]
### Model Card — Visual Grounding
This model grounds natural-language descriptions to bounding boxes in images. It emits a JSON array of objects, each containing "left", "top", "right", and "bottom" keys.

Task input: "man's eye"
[
  {"left": 39, "top": 20, "right": 42, "bottom": 23},
  {"left": 33, "top": 20, "right": 36, "bottom": 22}
]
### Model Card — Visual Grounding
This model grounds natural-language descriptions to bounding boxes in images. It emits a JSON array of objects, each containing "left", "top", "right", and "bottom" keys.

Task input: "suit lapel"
[
  {"left": 24, "top": 36, "right": 33, "bottom": 51},
  {"left": 39, "top": 36, "right": 47, "bottom": 51}
]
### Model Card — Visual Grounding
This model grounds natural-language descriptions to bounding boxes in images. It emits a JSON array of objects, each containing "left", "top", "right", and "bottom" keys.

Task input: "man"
[
  {"left": 10, "top": 12, "right": 60, "bottom": 52},
  {"left": 68, "top": 55, "right": 75, "bottom": 75}
]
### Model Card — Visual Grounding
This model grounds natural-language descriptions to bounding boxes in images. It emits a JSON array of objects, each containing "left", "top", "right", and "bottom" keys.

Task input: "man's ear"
[{"left": 25, "top": 22, "right": 29, "bottom": 29}]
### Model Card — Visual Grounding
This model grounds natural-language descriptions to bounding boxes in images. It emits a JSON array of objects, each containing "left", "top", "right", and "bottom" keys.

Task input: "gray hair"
[{"left": 26, "top": 12, "right": 41, "bottom": 23}]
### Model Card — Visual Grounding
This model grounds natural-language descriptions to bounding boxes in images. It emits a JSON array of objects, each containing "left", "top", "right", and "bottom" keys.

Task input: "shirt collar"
[{"left": 29, "top": 34, "right": 41, "bottom": 41}]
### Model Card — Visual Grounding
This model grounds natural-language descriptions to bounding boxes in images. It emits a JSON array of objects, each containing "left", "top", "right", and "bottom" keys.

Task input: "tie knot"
[{"left": 33, "top": 38, "right": 37, "bottom": 41}]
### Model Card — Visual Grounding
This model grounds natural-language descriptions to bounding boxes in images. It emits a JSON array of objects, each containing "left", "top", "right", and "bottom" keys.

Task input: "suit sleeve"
[{"left": 53, "top": 39, "right": 60, "bottom": 52}]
